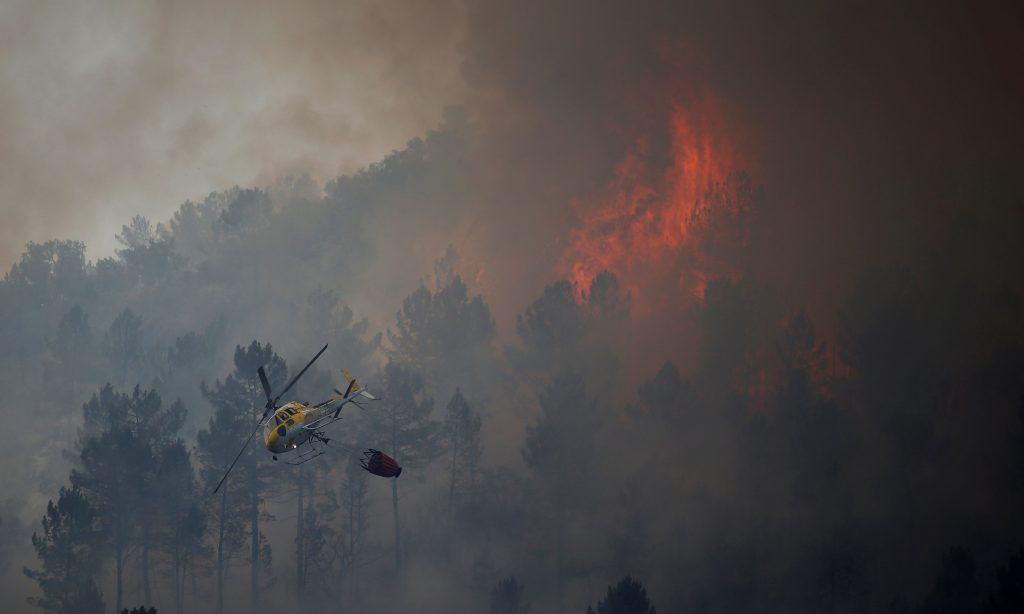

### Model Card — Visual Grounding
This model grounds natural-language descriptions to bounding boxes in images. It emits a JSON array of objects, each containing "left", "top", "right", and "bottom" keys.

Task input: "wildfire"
[{"left": 559, "top": 95, "right": 743, "bottom": 305}]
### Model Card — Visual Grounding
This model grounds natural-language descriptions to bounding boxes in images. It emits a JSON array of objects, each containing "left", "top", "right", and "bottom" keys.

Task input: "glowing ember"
[{"left": 559, "top": 96, "right": 742, "bottom": 304}]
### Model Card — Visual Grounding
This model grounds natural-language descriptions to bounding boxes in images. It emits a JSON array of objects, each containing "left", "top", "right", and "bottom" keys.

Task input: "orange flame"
[{"left": 559, "top": 95, "right": 741, "bottom": 305}]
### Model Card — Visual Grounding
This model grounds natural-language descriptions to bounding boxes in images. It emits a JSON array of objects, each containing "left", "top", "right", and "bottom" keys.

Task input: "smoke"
[
  {"left": 454, "top": 0, "right": 1024, "bottom": 321},
  {"left": 4, "top": 0, "right": 1019, "bottom": 309},
  {"left": 0, "top": 0, "right": 466, "bottom": 266},
  {"left": 3, "top": 1, "right": 1023, "bottom": 612}
]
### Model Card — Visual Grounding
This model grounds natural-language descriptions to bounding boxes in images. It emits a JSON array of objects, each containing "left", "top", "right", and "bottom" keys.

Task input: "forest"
[
  {"left": 0, "top": 115, "right": 1021, "bottom": 613},
  {"left": 2, "top": 1, "right": 1023, "bottom": 613}
]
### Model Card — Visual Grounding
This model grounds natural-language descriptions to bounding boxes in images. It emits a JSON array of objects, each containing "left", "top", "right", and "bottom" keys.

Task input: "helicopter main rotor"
[{"left": 212, "top": 343, "right": 329, "bottom": 494}]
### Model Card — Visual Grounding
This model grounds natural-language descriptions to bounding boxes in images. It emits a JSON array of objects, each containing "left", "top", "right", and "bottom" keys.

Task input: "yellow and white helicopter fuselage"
[
  {"left": 263, "top": 401, "right": 316, "bottom": 454},
  {"left": 262, "top": 400, "right": 351, "bottom": 454},
  {"left": 211, "top": 346, "right": 382, "bottom": 494},
  {"left": 262, "top": 377, "right": 376, "bottom": 456}
]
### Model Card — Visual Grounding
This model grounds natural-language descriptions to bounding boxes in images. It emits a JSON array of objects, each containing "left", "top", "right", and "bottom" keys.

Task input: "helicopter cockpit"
[
  {"left": 274, "top": 406, "right": 298, "bottom": 425},
  {"left": 263, "top": 403, "right": 304, "bottom": 453}
]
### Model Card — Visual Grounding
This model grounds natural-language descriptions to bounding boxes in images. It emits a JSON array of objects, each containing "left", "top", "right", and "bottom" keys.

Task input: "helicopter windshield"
[{"left": 274, "top": 407, "right": 297, "bottom": 427}]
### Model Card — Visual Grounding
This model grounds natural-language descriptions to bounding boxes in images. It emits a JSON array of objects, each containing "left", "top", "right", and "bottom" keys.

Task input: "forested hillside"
[{"left": 2, "top": 112, "right": 1023, "bottom": 613}]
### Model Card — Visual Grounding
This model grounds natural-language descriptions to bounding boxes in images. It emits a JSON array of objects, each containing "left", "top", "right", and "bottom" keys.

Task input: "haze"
[{"left": 1, "top": 2, "right": 1022, "bottom": 614}]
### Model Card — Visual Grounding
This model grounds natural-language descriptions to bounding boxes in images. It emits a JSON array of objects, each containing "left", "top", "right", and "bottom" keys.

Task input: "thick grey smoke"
[
  {"left": 2, "top": 2, "right": 1023, "bottom": 613},
  {"left": 0, "top": 0, "right": 466, "bottom": 266},
  {"left": 456, "top": 0, "right": 1024, "bottom": 319},
  {"left": 4, "top": 0, "right": 1019, "bottom": 302}
]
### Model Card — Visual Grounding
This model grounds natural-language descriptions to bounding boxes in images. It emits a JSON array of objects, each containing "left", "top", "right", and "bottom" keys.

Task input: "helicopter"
[{"left": 212, "top": 343, "right": 401, "bottom": 494}]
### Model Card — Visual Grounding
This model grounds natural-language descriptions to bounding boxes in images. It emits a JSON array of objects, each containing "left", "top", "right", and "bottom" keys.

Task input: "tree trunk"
[
  {"left": 346, "top": 476, "right": 360, "bottom": 607},
  {"left": 392, "top": 476, "right": 401, "bottom": 573},
  {"left": 555, "top": 490, "right": 565, "bottom": 614},
  {"left": 173, "top": 545, "right": 182, "bottom": 614},
  {"left": 142, "top": 539, "right": 152, "bottom": 606},
  {"left": 190, "top": 555, "right": 199, "bottom": 613},
  {"left": 296, "top": 479, "right": 305, "bottom": 591},
  {"left": 391, "top": 414, "right": 402, "bottom": 573},
  {"left": 115, "top": 526, "right": 124, "bottom": 614},
  {"left": 448, "top": 429, "right": 459, "bottom": 518},
  {"left": 250, "top": 485, "right": 259, "bottom": 614},
  {"left": 216, "top": 488, "right": 226, "bottom": 614}
]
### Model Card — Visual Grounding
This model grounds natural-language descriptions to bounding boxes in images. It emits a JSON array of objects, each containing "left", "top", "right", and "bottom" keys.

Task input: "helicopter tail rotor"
[{"left": 330, "top": 371, "right": 377, "bottom": 418}]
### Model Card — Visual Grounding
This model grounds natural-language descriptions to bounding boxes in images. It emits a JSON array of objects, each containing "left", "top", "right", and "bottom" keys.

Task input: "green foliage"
[
  {"left": 490, "top": 576, "right": 529, "bottom": 614},
  {"left": 444, "top": 388, "right": 483, "bottom": 513},
  {"left": 515, "top": 281, "right": 587, "bottom": 360},
  {"left": 338, "top": 454, "right": 373, "bottom": 573},
  {"left": 70, "top": 383, "right": 188, "bottom": 611},
  {"left": 103, "top": 309, "right": 145, "bottom": 387},
  {"left": 523, "top": 372, "right": 596, "bottom": 480},
  {"left": 199, "top": 341, "right": 287, "bottom": 449},
  {"left": 586, "top": 576, "right": 656, "bottom": 614},
  {"left": 584, "top": 271, "right": 630, "bottom": 322},
  {"left": 218, "top": 188, "right": 271, "bottom": 231},
  {"left": 24, "top": 486, "right": 105, "bottom": 614},
  {"left": 388, "top": 275, "right": 495, "bottom": 376},
  {"left": 116, "top": 216, "right": 156, "bottom": 251},
  {"left": 303, "top": 286, "right": 381, "bottom": 374},
  {"left": 154, "top": 441, "right": 206, "bottom": 613},
  {"left": 43, "top": 305, "right": 98, "bottom": 402},
  {"left": 81, "top": 384, "right": 187, "bottom": 445},
  {"left": 630, "top": 361, "right": 691, "bottom": 423},
  {"left": 522, "top": 372, "right": 599, "bottom": 598},
  {"left": 0, "top": 241, "right": 91, "bottom": 376},
  {"left": 3, "top": 113, "right": 1024, "bottom": 614},
  {"left": 366, "top": 361, "right": 441, "bottom": 469},
  {"left": 4, "top": 240, "right": 89, "bottom": 305},
  {"left": 696, "top": 277, "right": 762, "bottom": 386},
  {"left": 115, "top": 215, "right": 186, "bottom": 286},
  {"left": 46, "top": 306, "right": 94, "bottom": 370},
  {"left": 197, "top": 341, "right": 286, "bottom": 606},
  {"left": 512, "top": 273, "right": 627, "bottom": 389}
]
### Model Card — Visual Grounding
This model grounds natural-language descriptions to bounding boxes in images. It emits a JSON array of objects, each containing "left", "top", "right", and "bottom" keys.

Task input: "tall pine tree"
[
  {"left": 364, "top": 361, "right": 440, "bottom": 573},
  {"left": 24, "top": 486, "right": 105, "bottom": 614},
  {"left": 199, "top": 341, "right": 286, "bottom": 613}
]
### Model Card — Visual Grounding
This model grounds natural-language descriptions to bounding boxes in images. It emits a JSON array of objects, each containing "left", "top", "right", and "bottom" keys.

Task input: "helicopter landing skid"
[{"left": 285, "top": 431, "right": 331, "bottom": 466}]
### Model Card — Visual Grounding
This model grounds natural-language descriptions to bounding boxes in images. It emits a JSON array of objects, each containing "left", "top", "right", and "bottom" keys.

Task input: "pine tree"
[
  {"left": 103, "top": 309, "right": 144, "bottom": 387},
  {"left": 364, "top": 361, "right": 440, "bottom": 572},
  {"left": 387, "top": 273, "right": 496, "bottom": 396},
  {"left": 490, "top": 576, "right": 529, "bottom": 614},
  {"left": 43, "top": 305, "right": 97, "bottom": 404},
  {"left": 586, "top": 576, "right": 656, "bottom": 614},
  {"left": 199, "top": 341, "right": 286, "bottom": 613},
  {"left": 155, "top": 441, "right": 205, "bottom": 614},
  {"left": 302, "top": 286, "right": 381, "bottom": 374},
  {"left": 443, "top": 388, "right": 482, "bottom": 518},
  {"left": 522, "top": 372, "right": 598, "bottom": 610},
  {"left": 512, "top": 274, "right": 626, "bottom": 388},
  {"left": 71, "top": 384, "right": 186, "bottom": 613},
  {"left": 24, "top": 486, "right": 106, "bottom": 614},
  {"left": 159, "top": 317, "right": 226, "bottom": 432},
  {"left": 340, "top": 457, "right": 371, "bottom": 600},
  {"left": 196, "top": 401, "right": 248, "bottom": 614}
]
